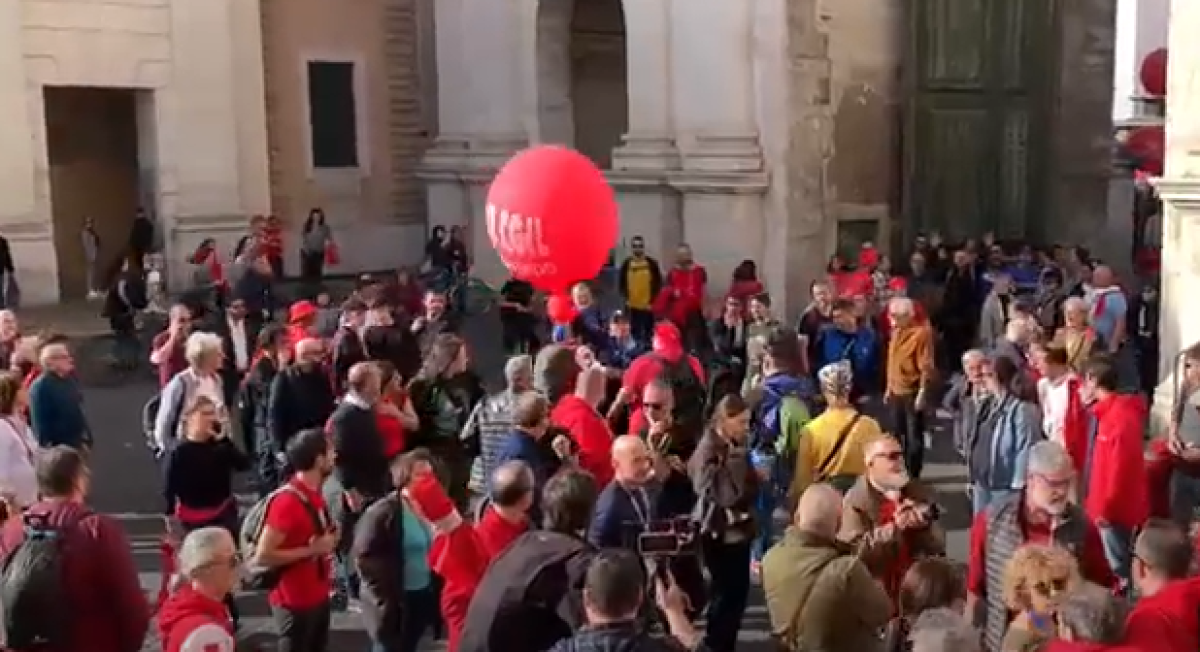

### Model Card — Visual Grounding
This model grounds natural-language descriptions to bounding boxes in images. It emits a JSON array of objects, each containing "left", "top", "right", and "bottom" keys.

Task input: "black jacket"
[
  {"left": 267, "top": 365, "right": 337, "bottom": 448},
  {"left": 459, "top": 531, "right": 595, "bottom": 652},
  {"left": 332, "top": 327, "right": 367, "bottom": 394},
  {"left": 240, "top": 356, "right": 281, "bottom": 441},
  {"left": 548, "top": 622, "right": 705, "bottom": 652},
  {"left": 329, "top": 401, "right": 389, "bottom": 497},
  {"left": 363, "top": 324, "right": 419, "bottom": 379},
  {"left": 352, "top": 493, "right": 411, "bottom": 650}
]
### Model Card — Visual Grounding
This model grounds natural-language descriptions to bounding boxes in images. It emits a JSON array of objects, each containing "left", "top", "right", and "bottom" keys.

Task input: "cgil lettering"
[{"left": 486, "top": 205, "right": 552, "bottom": 260}]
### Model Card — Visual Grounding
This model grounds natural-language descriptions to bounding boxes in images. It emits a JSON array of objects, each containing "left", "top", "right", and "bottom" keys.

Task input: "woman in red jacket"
[
  {"left": 550, "top": 365, "right": 614, "bottom": 487},
  {"left": 375, "top": 363, "right": 420, "bottom": 459}
]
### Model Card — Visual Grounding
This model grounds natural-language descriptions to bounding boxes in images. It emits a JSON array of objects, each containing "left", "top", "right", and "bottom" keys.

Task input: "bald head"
[
  {"left": 491, "top": 460, "right": 534, "bottom": 509},
  {"left": 576, "top": 366, "right": 607, "bottom": 408},
  {"left": 347, "top": 362, "right": 381, "bottom": 400},
  {"left": 612, "top": 435, "right": 652, "bottom": 485},
  {"left": 295, "top": 337, "right": 324, "bottom": 360},
  {"left": 1093, "top": 265, "right": 1114, "bottom": 287},
  {"left": 794, "top": 484, "right": 843, "bottom": 537}
]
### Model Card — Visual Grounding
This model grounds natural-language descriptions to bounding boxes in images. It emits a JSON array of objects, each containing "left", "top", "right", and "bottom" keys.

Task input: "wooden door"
[{"left": 902, "top": 0, "right": 1058, "bottom": 244}]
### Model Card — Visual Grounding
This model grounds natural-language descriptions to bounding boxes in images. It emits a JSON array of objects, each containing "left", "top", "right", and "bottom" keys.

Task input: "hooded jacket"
[
  {"left": 1085, "top": 393, "right": 1149, "bottom": 529},
  {"left": 755, "top": 373, "right": 814, "bottom": 454},
  {"left": 158, "top": 585, "right": 235, "bottom": 652},
  {"left": 551, "top": 394, "right": 614, "bottom": 487},
  {"left": 621, "top": 323, "right": 705, "bottom": 436}
]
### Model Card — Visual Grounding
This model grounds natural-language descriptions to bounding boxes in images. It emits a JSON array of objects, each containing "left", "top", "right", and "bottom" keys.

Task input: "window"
[{"left": 307, "top": 61, "right": 359, "bottom": 168}]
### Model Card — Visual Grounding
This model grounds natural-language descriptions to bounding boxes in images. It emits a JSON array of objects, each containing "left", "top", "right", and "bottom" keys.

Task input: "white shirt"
[
  {"left": 1037, "top": 374, "right": 1074, "bottom": 445},
  {"left": 0, "top": 416, "right": 40, "bottom": 507},
  {"left": 226, "top": 318, "right": 250, "bottom": 371}
]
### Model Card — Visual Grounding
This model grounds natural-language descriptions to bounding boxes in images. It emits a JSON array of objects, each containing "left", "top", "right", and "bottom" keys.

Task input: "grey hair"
[
  {"left": 1063, "top": 296, "right": 1088, "bottom": 314},
  {"left": 961, "top": 349, "right": 986, "bottom": 366},
  {"left": 889, "top": 296, "right": 915, "bottom": 316},
  {"left": 1026, "top": 441, "right": 1073, "bottom": 477},
  {"left": 37, "top": 343, "right": 68, "bottom": 367},
  {"left": 177, "top": 526, "right": 235, "bottom": 577},
  {"left": 184, "top": 332, "right": 224, "bottom": 367},
  {"left": 504, "top": 355, "right": 533, "bottom": 387},
  {"left": 1056, "top": 583, "right": 1130, "bottom": 644},
  {"left": 908, "top": 608, "right": 980, "bottom": 652}
]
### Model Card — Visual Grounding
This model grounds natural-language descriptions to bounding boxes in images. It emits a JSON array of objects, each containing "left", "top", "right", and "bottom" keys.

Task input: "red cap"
[
  {"left": 288, "top": 301, "right": 318, "bottom": 323},
  {"left": 887, "top": 277, "right": 908, "bottom": 292}
]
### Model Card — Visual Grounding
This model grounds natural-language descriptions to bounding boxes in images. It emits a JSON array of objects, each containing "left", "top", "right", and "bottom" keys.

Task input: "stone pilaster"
[
  {"left": 611, "top": 0, "right": 679, "bottom": 173},
  {"left": 1151, "top": 0, "right": 1200, "bottom": 429}
]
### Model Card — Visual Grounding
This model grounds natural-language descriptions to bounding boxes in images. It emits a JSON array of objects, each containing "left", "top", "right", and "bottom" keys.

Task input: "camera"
[{"left": 635, "top": 516, "right": 698, "bottom": 558}]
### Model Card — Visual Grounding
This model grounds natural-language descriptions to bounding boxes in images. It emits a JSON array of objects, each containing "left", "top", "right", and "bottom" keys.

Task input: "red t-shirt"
[
  {"left": 152, "top": 331, "right": 188, "bottom": 387},
  {"left": 966, "top": 506, "right": 1117, "bottom": 597},
  {"left": 877, "top": 499, "right": 913, "bottom": 605},
  {"left": 475, "top": 508, "right": 529, "bottom": 558},
  {"left": 376, "top": 402, "right": 406, "bottom": 459},
  {"left": 263, "top": 477, "right": 333, "bottom": 609}
]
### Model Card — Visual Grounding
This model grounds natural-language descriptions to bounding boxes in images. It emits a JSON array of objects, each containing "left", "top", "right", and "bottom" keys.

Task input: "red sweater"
[
  {"left": 654, "top": 265, "right": 707, "bottom": 326},
  {"left": 474, "top": 507, "right": 529, "bottom": 558},
  {"left": 1086, "top": 394, "right": 1150, "bottom": 529},
  {"left": 1125, "top": 578, "right": 1200, "bottom": 652},
  {"left": 551, "top": 395, "right": 614, "bottom": 487}
]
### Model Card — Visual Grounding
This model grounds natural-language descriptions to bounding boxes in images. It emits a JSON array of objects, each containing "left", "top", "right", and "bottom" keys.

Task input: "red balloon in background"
[
  {"left": 486, "top": 145, "right": 619, "bottom": 293},
  {"left": 1140, "top": 48, "right": 1168, "bottom": 97},
  {"left": 546, "top": 293, "right": 577, "bottom": 325},
  {"left": 1126, "top": 125, "right": 1165, "bottom": 176}
]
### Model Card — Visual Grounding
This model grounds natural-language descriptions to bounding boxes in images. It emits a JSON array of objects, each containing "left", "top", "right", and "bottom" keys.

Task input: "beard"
[{"left": 876, "top": 470, "right": 911, "bottom": 492}]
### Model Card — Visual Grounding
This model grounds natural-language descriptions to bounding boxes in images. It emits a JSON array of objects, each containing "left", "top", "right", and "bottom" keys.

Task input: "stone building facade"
[
  {"left": 420, "top": 0, "right": 1121, "bottom": 317},
  {"left": 0, "top": 0, "right": 270, "bottom": 304}
]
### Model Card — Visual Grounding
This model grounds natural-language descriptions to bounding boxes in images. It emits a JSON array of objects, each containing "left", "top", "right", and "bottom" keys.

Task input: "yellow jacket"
[{"left": 791, "top": 407, "right": 883, "bottom": 499}]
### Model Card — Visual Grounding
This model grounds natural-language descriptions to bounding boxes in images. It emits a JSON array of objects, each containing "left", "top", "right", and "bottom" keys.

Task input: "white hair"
[
  {"left": 1063, "top": 296, "right": 1088, "bottom": 314},
  {"left": 909, "top": 608, "right": 980, "bottom": 652},
  {"left": 889, "top": 296, "right": 915, "bottom": 316},
  {"left": 1005, "top": 318, "right": 1029, "bottom": 341},
  {"left": 37, "top": 343, "right": 68, "bottom": 367},
  {"left": 504, "top": 355, "right": 533, "bottom": 386},
  {"left": 961, "top": 349, "right": 986, "bottom": 366},
  {"left": 184, "top": 332, "right": 224, "bottom": 367},
  {"left": 177, "top": 526, "right": 234, "bottom": 577},
  {"left": 1027, "top": 440, "right": 1073, "bottom": 477}
]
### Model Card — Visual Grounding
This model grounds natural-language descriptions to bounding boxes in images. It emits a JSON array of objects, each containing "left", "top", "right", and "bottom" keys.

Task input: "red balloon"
[
  {"left": 546, "top": 293, "right": 577, "bottom": 325},
  {"left": 486, "top": 145, "right": 619, "bottom": 293},
  {"left": 1126, "top": 125, "right": 1165, "bottom": 176},
  {"left": 1140, "top": 48, "right": 1168, "bottom": 97}
]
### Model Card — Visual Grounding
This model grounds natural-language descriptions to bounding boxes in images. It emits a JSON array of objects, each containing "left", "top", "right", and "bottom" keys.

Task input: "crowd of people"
[{"left": 0, "top": 226, "right": 1193, "bottom": 652}]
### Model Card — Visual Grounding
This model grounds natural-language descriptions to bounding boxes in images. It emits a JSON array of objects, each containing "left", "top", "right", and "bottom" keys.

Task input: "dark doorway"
[
  {"left": 901, "top": 0, "right": 1057, "bottom": 244},
  {"left": 44, "top": 87, "right": 141, "bottom": 300},
  {"left": 568, "top": 0, "right": 628, "bottom": 168}
]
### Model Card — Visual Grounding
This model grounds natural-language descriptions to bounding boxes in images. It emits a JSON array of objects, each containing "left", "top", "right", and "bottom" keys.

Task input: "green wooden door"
[{"left": 902, "top": 0, "right": 1057, "bottom": 244}]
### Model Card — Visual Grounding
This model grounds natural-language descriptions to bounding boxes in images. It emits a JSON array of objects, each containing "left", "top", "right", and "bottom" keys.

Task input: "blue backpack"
[{"left": 753, "top": 379, "right": 813, "bottom": 454}]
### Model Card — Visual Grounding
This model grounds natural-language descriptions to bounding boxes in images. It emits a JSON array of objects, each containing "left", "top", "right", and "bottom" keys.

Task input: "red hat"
[
  {"left": 887, "top": 277, "right": 908, "bottom": 292},
  {"left": 288, "top": 300, "right": 318, "bottom": 323},
  {"left": 406, "top": 472, "right": 462, "bottom": 533},
  {"left": 653, "top": 321, "right": 681, "bottom": 343}
]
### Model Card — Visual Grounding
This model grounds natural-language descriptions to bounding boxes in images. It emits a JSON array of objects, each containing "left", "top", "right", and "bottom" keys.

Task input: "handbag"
[{"left": 324, "top": 240, "right": 341, "bottom": 266}]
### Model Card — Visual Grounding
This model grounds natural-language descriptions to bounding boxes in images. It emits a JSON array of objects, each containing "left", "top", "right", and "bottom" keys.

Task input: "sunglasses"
[
  {"left": 1032, "top": 576, "right": 1070, "bottom": 596},
  {"left": 874, "top": 451, "right": 903, "bottom": 462}
]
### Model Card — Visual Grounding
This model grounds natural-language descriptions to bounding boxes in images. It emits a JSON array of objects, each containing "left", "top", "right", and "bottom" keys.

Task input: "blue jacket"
[
  {"left": 573, "top": 306, "right": 609, "bottom": 355},
  {"left": 813, "top": 325, "right": 878, "bottom": 386},
  {"left": 28, "top": 372, "right": 89, "bottom": 448},
  {"left": 492, "top": 429, "right": 550, "bottom": 515},
  {"left": 598, "top": 336, "right": 646, "bottom": 370},
  {"left": 588, "top": 481, "right": 653, "bottom": 549},
  {"left": 972, "top": 394, "right": 1041, "bottom": 491}
]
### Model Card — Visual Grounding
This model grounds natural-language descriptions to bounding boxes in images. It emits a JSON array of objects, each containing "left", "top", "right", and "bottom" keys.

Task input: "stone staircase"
[{"left": 383, "top": 0, "right": 432, "bottom": 226}]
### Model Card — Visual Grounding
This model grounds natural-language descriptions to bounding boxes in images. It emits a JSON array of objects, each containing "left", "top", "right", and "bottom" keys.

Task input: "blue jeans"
[
  {"left": 972, "top": 484, "right": 1016, "bottom": 516},
  {"left": 751, "top": 483, "right": 775, "bottom": 563},
  {"left": 1169, "top": 469, "right": 1200, "bottom": 526},
  {"left": 1098, "top": 524, "right": 1134, "bottom": 588}
]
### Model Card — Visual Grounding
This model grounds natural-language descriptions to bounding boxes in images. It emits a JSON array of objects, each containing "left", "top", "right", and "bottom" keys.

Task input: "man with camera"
[{"left": 838, "top": 434, "right": 946, "bottom": 602}]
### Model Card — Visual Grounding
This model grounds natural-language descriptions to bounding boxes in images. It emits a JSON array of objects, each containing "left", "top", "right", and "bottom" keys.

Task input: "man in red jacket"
[
  {"left": 1083, "top": 356, "right": 1149, "bottom": 589},
  {"left": 653, "top": 244, "right": 707, "bottom": 344},
  {"left": 1124, "top": 519, "right": 1200, "bottom": 652},
  {"left": 158, "top": 527, "right": 240, "bottom": 652},
  {"left": 608, "top": 322, "right": 704, "bottom": 435},
  {"left": 552, "top": 366, "right": 615, "bottom": 486},
  {"left": 0, "top": 447, "right": 150, "bottom": 652}
]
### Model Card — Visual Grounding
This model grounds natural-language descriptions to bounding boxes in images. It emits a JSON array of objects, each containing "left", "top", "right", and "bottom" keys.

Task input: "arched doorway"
[{"left": 535, "top": 0, "right": 629, "bottom": 169}]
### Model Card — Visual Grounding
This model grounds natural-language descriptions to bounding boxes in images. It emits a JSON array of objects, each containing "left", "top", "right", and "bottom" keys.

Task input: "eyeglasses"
[
  {"left": 1032, "top": 576, "right": 1070, "bottom": 596},
  {"left": 1035, "top": 474, "right": 1074, "bottom": 490},
  {"left": 874, "top": 451, "right": 903, "bottom": 462}
]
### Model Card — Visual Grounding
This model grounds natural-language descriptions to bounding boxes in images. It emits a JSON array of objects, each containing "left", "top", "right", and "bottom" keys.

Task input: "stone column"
[
  {"left": 1152, "top": 0, "right": 1200, "bottom": 427},
  {"left": 668, "top": 0, "right": 767, "bottom": 298},
  {"left": 0, "top": 0, "right": 58, "bottom": 304}
]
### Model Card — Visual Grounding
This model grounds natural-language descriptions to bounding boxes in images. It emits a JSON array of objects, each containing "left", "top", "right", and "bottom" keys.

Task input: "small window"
[{"left": 307, "top": 61, "right": 359, "bottom": 168}]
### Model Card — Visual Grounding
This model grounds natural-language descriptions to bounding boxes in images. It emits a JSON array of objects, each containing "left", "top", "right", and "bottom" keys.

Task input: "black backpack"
[
  {"left": 652, "top": 355, "right": 706, "bottom": 434},
  {"left": 462, "top": 532, "right": 593, "bottom": 652},
  {"left": 0, "top": 511, "right": 87, "bottom": 649}
]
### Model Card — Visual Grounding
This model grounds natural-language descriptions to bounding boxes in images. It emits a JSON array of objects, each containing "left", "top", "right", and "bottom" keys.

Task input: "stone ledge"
[
  {"left": 668, "top": 170, "right": 770, "bottom": 194},
  {"left": 1154, "top": 177, "right": 1200, "bottom": 209}
]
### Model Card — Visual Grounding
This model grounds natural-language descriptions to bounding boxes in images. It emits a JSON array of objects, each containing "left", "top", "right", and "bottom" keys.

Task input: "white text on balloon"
[{"left": 486, "top": 205, "right": 551, "bottom": 260}]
